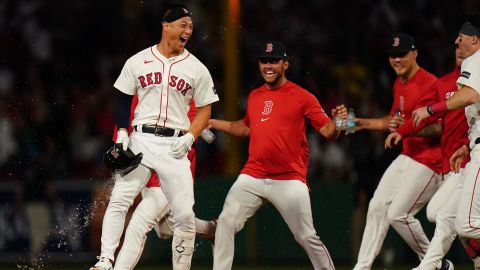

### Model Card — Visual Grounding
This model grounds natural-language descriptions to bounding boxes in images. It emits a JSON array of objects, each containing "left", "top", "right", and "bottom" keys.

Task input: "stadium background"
[{"left": 0, "top": 0, "right": 479, "bottom": 269}]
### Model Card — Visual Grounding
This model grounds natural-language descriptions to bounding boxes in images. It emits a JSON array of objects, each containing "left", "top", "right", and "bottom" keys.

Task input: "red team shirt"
[
  {"left": 390, "top": 68, "right": 442, "bottom": 173},
  {"left": 437, "top": 68, "right": 470, "bottom": 173},
  {"left": 112, "top": 97, "right": 197, "bottom": 187},
  {"left": 240, "top": 81, "right": 331, "bottom": 183},
  {"left": 397, "top": 68, "right": 470, "bottom": 174}
]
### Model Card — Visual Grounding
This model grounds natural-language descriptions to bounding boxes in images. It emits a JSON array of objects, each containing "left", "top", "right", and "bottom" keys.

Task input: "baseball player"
[
  {"left": 209, "top": 40, "right": 347, "bottom": 270},
  {"left": 385, "top": 47, "right": 468, "bottom": 270},
  {"left": 110, "top": 97, "right": 215, "bottom": 270},
  {"left": 353, "top": 33, "right": 443, "bottom": 270},
  {"left": 413, "top": 9, "right": 480, "bottom": 257},
  {"left": 90, "top": 4, "right": 219, "bottom": 270},
  {"left": 101, "top": 97, "right": 216, "bottom": 270}
]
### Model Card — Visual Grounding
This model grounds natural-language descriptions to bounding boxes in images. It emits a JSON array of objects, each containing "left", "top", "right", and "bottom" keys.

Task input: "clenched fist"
[{"left": 169, "top": 133, "right": 195, "bottom": 159}]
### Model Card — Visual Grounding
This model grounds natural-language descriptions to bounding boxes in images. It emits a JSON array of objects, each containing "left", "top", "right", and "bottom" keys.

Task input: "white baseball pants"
[
  {"left": 353, "top": 155, "right": 441, "bottom": 270},
  {"left": 414, "top": 171, "right": 463, "bottom": 270},
  {"left": 99, "top": 132, "right": 196, "bottom": 270},
  {"left": 213, "top": 174, "right": 335, "bottom": 270},
  {"left": 456, "top": 145, "right": 480, "bottom": 239},
  {"left": 113, "top": 187, "right": 170, "bottom": 270},
  {"left": 113, "top": 186, "right": 216, "bottom": 270}
]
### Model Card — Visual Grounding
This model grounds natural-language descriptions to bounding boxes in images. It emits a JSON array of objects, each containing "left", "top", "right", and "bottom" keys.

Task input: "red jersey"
[
  {"left": 390, "top": 68, "right": 442, "bottom": 173},
  {"left": 112, "top": 97, "right": 197, "bottom": 187},
  {"left": 240, "top": 81, "right": 331, "bottom": 182},
  {"left": 396, "top": 68, "right": 470, "bottom": 174},
  {"left": 435, "top": 68, "right": 470, "bottom": 173}
]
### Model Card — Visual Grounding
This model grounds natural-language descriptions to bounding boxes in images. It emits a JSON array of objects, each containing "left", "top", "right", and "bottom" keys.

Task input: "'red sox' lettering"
[
  {"left": 138, "top": 72, "right": 191, "bottom": 95},
  {"left": 138, "top": 72, "right": 162, "bottom": 88}
]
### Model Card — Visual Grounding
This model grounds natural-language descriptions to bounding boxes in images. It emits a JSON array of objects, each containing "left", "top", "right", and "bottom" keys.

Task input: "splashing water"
[{"left": 16, "top": 175, "right": 116, "bottom": 269}]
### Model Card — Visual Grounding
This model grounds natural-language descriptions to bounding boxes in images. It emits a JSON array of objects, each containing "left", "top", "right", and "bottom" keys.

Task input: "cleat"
[
  {"left": 89, "top": 256, "right": 112, "bottom": 270},
  {"left": 439, "top": 258, "right": 454, "bottom": 270},
  {"left": 474, "top": 256, "right": 480, "bottom": 270}
]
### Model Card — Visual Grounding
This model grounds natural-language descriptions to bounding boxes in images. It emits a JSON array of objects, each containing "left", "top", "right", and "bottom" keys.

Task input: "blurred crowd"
[
  {"left": 1, "top": 0, "right": 474, "bottom": 186},
  {"left": 1, "top": 0, "right": 473, "bottom": 181},
  {"left": 0, "top": 0, "right": 477, "bottom": 201}
]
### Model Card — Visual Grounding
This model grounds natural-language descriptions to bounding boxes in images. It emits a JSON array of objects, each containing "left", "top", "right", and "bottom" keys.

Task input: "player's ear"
[
  {"left": 283, "top": 59, "right": 289, "bottom": 70},
  {"left": 473, "top": 35, "right": 479, "bottom": 45},
  {"left": 411, "top": 49, "right": 418, "bottom": 59}
]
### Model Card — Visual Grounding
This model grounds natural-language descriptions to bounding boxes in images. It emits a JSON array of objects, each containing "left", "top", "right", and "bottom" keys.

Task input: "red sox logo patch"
[
  {"left": 262, "top": 100, "right": 273, "bottom": 115},
  {"left": 111, "top": 148, "right": 120, "bottom": 158},
  {"left": 266, "top": 43, "right": 273, "bottom": 52},
  {"left": 393, "top": 37, "right": 400, "bottom": 47}
]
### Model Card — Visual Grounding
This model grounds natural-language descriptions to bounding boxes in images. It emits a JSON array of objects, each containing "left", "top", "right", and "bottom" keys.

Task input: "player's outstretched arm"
[
  {"left": 317, "top": 104, "right": 347, "bottom": 141},
  {"left": 318, "top": 120, "right": 339, "bottom": 141},
  {"left": 413, "top": 85, "right": 480, "bottom": 126},
  {"left": 209, "top": 119, "right": 250, "bottom": 137},
  {"left": 355, "top": 115, "right": 391, "bottom": 132}
]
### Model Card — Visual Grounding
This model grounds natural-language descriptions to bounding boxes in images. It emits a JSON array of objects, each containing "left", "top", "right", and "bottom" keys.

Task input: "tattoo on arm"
[{"left": 415, "top": 123, "right": 441, "bottom": 137}]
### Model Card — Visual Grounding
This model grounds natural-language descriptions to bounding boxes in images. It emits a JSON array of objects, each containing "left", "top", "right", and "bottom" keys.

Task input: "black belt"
[
  {"left": 134, "top": 125, "right": 184, "bottom": 137},
  {"left": 476, "top": 137, "right": 480, "bottom": 144}
]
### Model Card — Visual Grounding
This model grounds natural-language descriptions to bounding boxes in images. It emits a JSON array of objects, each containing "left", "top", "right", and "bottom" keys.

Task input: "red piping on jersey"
[
  {"left": 128, "top": 199, "right": 170, "bottom": 270},
  {"left": 468, "top": 167, "right": 480, "bottom": 230},
  {"left": 150, "top": 46, "right": 166, "bottom": 127},
  {"left": 163, "top": 52, "right": 191, "bottom": 127},
  {"left": 404, "top": 171, "right": 436, "bottom": 254}
]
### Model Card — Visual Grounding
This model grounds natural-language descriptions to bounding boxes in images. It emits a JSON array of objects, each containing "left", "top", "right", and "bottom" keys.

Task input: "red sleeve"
[
  {"left": 243, "top": 113, "right": 250, "bottom": 127},
  {"left": 396, "top": 79, "right": 441, "bottom": 137},
  {"left": 187, "top": 99, "right": 197, "bottom": 122},
  {"left": 304, "top": 92, "right": 331, "bottom": 131}
]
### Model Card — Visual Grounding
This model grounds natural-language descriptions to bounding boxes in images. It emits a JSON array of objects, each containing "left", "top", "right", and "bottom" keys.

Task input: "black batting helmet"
[{"left": 103, "top": 144, "right": 143, "bottom": 175}]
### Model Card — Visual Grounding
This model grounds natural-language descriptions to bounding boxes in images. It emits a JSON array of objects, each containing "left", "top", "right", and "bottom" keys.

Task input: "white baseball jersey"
[
  {"left": 114, "top": 45, "right": 219, "bottom": 130},
  {"left": 459, "top": 50, "right": 480, "bottom": 149}
]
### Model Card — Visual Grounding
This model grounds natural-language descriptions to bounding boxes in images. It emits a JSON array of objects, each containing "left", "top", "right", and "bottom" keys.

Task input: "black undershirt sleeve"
[{"left": 115, "top": 90, "right": 134, "bottom": 129}]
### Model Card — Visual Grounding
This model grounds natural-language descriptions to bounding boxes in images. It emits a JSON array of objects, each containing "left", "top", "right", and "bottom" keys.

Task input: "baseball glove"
[{"left": 103, "top": 143, "right": 143, "bottom": 175}]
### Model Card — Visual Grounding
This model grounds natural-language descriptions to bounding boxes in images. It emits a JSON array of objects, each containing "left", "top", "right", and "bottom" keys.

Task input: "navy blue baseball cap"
[
  {"left": 257, "top": 40, "right": 288, "bottom": 59},
  {"left": 388, "top": 33, "right": 416, "bottom": 54}
]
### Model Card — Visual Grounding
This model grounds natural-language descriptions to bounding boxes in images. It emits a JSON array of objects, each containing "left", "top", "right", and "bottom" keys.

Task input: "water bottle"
[
  {"left": 335, "top": 115, "right": 346, "bottom": 131},
  {"left": 345, "top": 108, "right": 356, "bottom": 134},
  {"left": 200, "top": 128, "right": 216, "bottom": 144}
]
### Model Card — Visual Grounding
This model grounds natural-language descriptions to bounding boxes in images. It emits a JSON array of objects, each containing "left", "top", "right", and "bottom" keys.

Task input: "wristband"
[
  {"left": 430, "top": 101, "right": 448, "bottom": 115},
  {"left": 426, "top": 105, "right": 434, "bottom": 116}
]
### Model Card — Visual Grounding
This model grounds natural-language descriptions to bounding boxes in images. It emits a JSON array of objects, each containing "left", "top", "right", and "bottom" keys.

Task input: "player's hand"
[
  {"left": 331, "top": 104, "right": 347, "bottom": 119},
  {"left": 116, "top": 129, "right": 130, "bottom": 151},
  {"left": 388, "top": 115, "right": 404, "bottom": 132},
  {"left": 384, "top": 132, "right": 402, "bottom": 149},
  {"left": 450, "top": 144, "right": 469, "bottom": 173},
  {"left": 353, "top": 118, "right": 366, "bottom": 131},
  {"left": 169, "top": 133, "right": 195, "bottom": 159},
  {"left": 412, "top": 106, "right": 429, "bottom": 127}
]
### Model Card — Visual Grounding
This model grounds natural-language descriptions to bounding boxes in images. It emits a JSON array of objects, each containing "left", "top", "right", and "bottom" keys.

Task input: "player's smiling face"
[
  {"left": 164, "top": 17, "right": 193, "bottom": 54},
  {"left": 455, "top": 47, "right": 464, "bottom": 67},
  {"left": 455, "top": 33, "right": 477, "bottom": 59},
  {"left": 258, "top": 58, "right": 288, "bottom": 88},
  {"left": 388, "top": 50, "right": 417, "bottom": 78}
]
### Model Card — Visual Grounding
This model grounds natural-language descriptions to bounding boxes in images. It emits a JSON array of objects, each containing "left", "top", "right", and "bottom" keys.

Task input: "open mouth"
[
  {"left": 179, "top": 37, "right": 188, "bottom": 45},
  {"left": 264, "top": 70, "right": 275, "bottom": 77}
]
